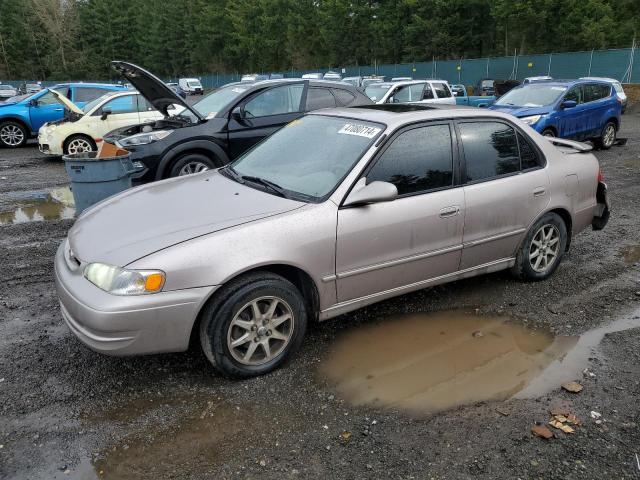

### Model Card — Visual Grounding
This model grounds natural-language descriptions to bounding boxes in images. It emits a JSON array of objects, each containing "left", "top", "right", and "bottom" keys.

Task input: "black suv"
[{"left": 105, "top": 62, "right": 373, "bottom": 182}]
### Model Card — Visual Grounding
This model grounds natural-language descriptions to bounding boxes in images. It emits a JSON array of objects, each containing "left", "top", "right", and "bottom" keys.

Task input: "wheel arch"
[
  {"left": 541, "top": 125, "right": 558, "bottom": 136},
  {"left": 156, "top": 140, "right": 229, "bottom": 180},
  {"left": 0, "top": 117, "right": 31, "bottom": 136},
  {"left": 605, "top": 116, "right": 619, "bottom": 130},
  {"left": 188, "top": 263, "right": 320, "bottom": 349},
  {"left": 63, "top": 133, "right": 97, "bottom": 153}
]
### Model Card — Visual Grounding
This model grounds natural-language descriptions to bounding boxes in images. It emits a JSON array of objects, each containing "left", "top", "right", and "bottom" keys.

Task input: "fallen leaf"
[
  {"left": 561, "top": 381, "right": 583, "bottom": 393},
  {"left": 495, "top": 406, "right": 510, "bottom": 417},
  {"left": 553, "top": 415, "right": 568, "bottom": 423},
  {"left": 566, "top": 414, "right": 581, "bottom": 425},
  {"left": 550, "top": 407, "right": 570, "bottom": 416},
  {"left": 340, "top": 431, "right": 352, "bottom": 443},
  {"left": 532, "top": 424, "right": 553, "bottom": 439},
  {"left": 549, "top": 419, "right": 575, "bottom": 433}
]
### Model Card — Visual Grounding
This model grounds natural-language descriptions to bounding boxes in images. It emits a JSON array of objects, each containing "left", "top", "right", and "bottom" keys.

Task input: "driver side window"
[
  {"left": 36, "top": 92, "right": 60, "bottom": 106},
  {"left": 244, "top": 84, "right": 304, "bottom": 118},
  {"left": 564, "top": 86, "right": 582, "bottom": 104}
]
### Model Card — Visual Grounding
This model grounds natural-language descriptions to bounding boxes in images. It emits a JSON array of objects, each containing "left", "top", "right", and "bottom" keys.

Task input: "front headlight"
[
  {"left": 116, "top": 130, "right": 172, "bottom": 147},
  {"left": 83, "top": 263, "right": 165, "bottom": 295},
  {"left": 520, "top": 115, "right": 542, "bottom": 125}
]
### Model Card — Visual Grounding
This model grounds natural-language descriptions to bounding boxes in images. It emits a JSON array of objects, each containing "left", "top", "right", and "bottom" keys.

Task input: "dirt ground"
[{"left": 1, "top": 109, "right": 639, "bottom": 480}]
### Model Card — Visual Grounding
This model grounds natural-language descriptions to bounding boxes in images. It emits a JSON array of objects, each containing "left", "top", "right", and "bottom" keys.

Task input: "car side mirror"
[
  {"left": 231, "top": 106, "right": 245, "bottom": 122},
  {"left": 343, "top": 179, "right": 398, "bottom": 207},
  {"left": 561, "top": 100, "right": 577, "bottom": 109},
  {"left": 100, "top": 108, "right": 112, "bottom": 120},
  {"left": 29, "top": 99, "right": 37, "bottom": 107}
]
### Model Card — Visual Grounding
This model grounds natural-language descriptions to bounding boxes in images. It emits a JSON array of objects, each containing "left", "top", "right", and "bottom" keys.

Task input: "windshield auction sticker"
[{"left": 338, "top": 123, "right": 381, "bottom": 138}]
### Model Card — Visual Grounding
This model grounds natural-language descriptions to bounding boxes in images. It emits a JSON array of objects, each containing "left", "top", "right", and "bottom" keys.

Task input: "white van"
[{"left": 178, "top": 78, "right": 203, "bottom": 95}]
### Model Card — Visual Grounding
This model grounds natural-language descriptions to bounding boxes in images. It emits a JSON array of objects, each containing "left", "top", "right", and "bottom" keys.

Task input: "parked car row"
[{"left": 53, "top": 65, "right": 611, "bottom": 377}]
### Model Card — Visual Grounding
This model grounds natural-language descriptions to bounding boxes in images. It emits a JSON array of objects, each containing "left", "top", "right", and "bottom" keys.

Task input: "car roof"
[
  {"left": 580, "top": 76, "right": 620, "bottom": 83},
  {"left": 309, "top": 104, "right": 512, "bottom": 129},
  {"left": 369, "top": 79, "right": 449, "bottom": 88},
  {"left": 53, "top": 82, "right": 125, "bottom": 89}
]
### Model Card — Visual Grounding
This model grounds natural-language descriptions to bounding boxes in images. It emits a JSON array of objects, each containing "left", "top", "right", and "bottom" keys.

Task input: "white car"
[
  {"left": 38, "top": 90, "right": 164, "bottom": 155},
  {"left": 364, "top": 80, "right": 456, "bottom": 105},
  {"left": 178, "top": 78, "right": 203, "bottom": 95},
  {"left": 0, "top": 84, "right": 18, "bottom": 100}
]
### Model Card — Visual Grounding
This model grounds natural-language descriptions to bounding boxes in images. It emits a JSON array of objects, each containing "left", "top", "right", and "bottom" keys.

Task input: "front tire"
[
  {"left": 199, "top": 272, "right": 308, "bottom": 378},
  {"left": 511, "top": 212, "right": 567, "bottom": 281},
  {"left": 541, "top": 128, "right": 556, "bottom": 138},
  {"left": 168, "top": 153, "right": 217, "bottom": 177},
  {"left": 64, "top": 135, "right": 96, "bottom": 155},
  {"left": 0, "top": 121, "right": 28, "bottom": 148}
]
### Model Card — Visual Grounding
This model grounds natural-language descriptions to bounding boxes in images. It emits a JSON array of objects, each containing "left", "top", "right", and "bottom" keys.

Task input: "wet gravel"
[{"left": 1, "top": 111, "right": 639, "bottom": 479}]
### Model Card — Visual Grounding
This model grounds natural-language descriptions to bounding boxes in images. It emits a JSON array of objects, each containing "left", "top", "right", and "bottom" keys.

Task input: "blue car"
[
  {"left": 489, "top": 79, "right": 622, "bottom": 149},
  {"left": 0, "top": 83, "right": 126, "bottom": 148}
]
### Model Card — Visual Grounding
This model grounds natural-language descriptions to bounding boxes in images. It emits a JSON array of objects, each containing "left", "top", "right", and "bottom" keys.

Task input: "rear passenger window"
[
  {"left": 517, "top": 132, "right": 542, "bottom": 170},
  {"left": 75, "top": 87, "right": 109, "bottom": 103},
  {"left": 367, "top": 124, "right": 453, "bottom": 195},
  {"left": 582, "top": 83, "right": 609, "bottom": 103},
  {"left": 459, "top": 122, "right": 520, "bottom": 182},
  {"left": 331, "top": 89, "right": 356, "bottom": 106},
  {"left": 433, "top": 83, "right": 452, "bottom": 98},
  {"left": 306, "top": 88, "right": 336, "bottom": 110}
]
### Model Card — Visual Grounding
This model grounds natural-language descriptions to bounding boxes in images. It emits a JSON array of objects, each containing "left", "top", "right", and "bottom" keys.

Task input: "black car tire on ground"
[
  {"left": 541, "top": 128, "right": 556, "bottom": 137},
  {"left": 511, "top": 212, "right": 568, "bottom": 281},
  {"left": 595, "top": 121, "right": 616, "bottom": 150},
  {"left": 0, "top": 120, "right": 28, "bottom": 148},
  {"left": 199, "top": 272, "right": 308, "bottom": 378},
  {"left": 168, "top": 153, "right": 219, "bottom": 178}
]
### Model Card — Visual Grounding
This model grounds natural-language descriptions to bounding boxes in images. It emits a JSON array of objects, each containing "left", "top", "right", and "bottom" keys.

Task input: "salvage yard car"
[
  {"left": 0, "top": 83, "right": 125, "bottom": 148},
  {"left": 0, "top": 84, "right": 18, "bottom": 100},
  {"left": 365, "top": 80, "right": 456, "bottom": 105},
  {"left": 489, "top": 79, "right": 622, "bottom": 149},
  {"left": 451, "top": 84, "right": 494, "bottom": 107},
  {"left": 38, "top": 89, "right": 164, "bottom": 155},
  {"left": 55, "top": 103, "right": 610, "bottom": 378},
  {"left": 103, "top": 62, "right": 372, "bottom": 182}
]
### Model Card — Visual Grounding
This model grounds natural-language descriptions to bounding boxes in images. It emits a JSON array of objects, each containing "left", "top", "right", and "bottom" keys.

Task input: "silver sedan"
[{"left": 55, "top": 105, "right": 609, "bottom": 377}]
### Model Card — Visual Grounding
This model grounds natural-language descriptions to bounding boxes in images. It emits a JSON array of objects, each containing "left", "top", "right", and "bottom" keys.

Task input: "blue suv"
[
  {"left": 0, "top": 83, "right": 126, "bottom": 148},
  {"left": 489, "top": 79, "right": 622, "bottom": 149}
]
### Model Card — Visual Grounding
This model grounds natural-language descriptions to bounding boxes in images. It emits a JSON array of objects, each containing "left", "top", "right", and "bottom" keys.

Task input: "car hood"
[
  {"left": 489, "top": 105, "right": 552, "bottom": 117},
  {"left": 68, "top": 170, "right": 305, "bottom": 266},
  {"left": 111, "top": 61, "right": 204, "bottom": 120},
  {"left": 49, "top": 89, "right": 84, "bottom": 115}
]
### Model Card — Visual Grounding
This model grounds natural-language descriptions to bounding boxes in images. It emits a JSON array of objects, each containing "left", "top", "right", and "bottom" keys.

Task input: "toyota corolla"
[{"left": 55, "top": 104, "right": 609, "bottom": 378}]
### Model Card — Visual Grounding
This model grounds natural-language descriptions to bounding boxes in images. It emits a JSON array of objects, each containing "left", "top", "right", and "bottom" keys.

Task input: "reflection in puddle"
[
  {"left": 320, "top": 309, "right": 640, "bottom": 414},
  {"left": 619, "top": 245, "right": 640, "bottom": 264},
  {"left": 319, "top": 311, "right": 576, "bottom": 414},
  {"left": 85, "top": 394, "right": 259, "bottom": 479},
  {"left": 0, "top": 187, "right": 74, "bottom": 224}
]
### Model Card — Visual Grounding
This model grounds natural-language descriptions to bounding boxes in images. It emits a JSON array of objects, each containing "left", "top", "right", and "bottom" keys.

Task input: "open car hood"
[
  {"left": 111, "top": 61, "right": 204, "bottom": 121},
  {"left": 49, "top": 89, "right": 84, "bottom": 115}
]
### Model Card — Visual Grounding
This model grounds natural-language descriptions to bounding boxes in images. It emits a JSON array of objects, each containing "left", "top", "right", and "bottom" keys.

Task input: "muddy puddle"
[
  {"left": 619, "top": 244, "right": 640, "bottom": 264},
  {"left": 319, "top": 309, "right": 640, "bottom": 415},
  {"left": 0, "top": 187, "right": 74, "bottom": 225},
  {"left": 80, "top": 393, "right": 263, "bottom": 479}
]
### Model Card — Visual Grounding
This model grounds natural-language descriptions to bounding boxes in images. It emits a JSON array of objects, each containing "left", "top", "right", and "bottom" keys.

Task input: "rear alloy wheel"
[
  {"left": 541, "top": 128, "right": 556, "bottom": 138},
  {"left": 596, "top": 121, "right": 616, "bottom": 150},
  {"left": 169, "top": 153, "right": 217, "bottom": 177},
  {"left": 511, "top": 212, "right": 567, "bottom": 281},
  {"left": 65, "top": 135, "right": 96, "bottom": 155},
  {"left": 199, "top": 272, "right": 307, "bottom": 378},
  {"left": 0, "top": 121, "right": 28, "bottom": 148}
]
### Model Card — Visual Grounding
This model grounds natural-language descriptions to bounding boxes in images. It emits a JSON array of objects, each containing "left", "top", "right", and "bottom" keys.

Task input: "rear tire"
[
  {"left": 0, "top": 121, "right": 28, "bottom": 148},
  {"left": 511, "top": 212, "right": 567, "bottom": 281},
  {"left": 168, "top": 153, "right": 218, "bottom": 177},
  {"left": 595, "top": 121, "right": 616, "bottom": 150},
  {"left": 199, "top": 272, "right": 307, "bottom": 378}
]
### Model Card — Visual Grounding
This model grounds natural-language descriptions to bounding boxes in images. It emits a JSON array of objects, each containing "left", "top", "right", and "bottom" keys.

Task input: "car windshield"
[
  {"left": 230, "top": 115, "right": 384, "bottom": 201},
  {"left": 495, "top": 84, "right": 567, "bottom": 107},
  {"left": 364, "top": 84, "right": 391, "bottom": 101},
  {"left": 187, "top": 81, "right": 201, "bottom": 87},
  {"left": 193, "top": 84, "right": 249, "bottom": 118}
]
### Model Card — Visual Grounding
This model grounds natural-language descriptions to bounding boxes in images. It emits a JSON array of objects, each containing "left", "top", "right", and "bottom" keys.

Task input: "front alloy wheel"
[
  {"left": 0, "top": 122, "right": 27, "bottom": 147},
  {"left": 66, "top": 137, "right": 95, "bottom": 154},
  {"left": 178, "top": 161, "right": 210, "bottom": 176}
]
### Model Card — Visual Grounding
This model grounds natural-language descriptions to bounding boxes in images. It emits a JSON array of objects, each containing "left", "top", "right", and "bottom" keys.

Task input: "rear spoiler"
[{"left": 545, "top": 137, "right": 593, "bottom": 152}]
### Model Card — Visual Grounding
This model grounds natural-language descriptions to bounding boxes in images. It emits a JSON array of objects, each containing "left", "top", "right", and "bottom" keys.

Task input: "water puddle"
[
  {"left": 0, "top": 187, "right": 74, "bottom": 224},
  {"left": 619, "top": 245, "right": 640, "bottom": 264},
  {"left": 319, "top": 309, "right": 640, "bottom": 415},
  {"left": 82, "top": 393, "right": 260, "bottom": 479}
]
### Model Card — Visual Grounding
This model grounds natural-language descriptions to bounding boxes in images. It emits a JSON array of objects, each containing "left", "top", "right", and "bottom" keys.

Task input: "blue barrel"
[{"left": 63, "top": 151, "right": 139, "bottom": 215}]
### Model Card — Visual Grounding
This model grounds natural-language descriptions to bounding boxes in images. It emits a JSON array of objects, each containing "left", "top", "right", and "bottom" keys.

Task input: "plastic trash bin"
[{"left": 63, "top": 149, "right": 139, "bottom": 215}]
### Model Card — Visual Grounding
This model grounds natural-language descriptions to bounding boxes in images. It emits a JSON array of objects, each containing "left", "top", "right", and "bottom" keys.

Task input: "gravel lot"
[{"left": 0, "top": 108, "right": 639, "bottom": 480}]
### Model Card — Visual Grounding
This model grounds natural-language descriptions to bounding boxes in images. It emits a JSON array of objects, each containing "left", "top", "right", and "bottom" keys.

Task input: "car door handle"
[
  {"left": 533, "top": 187, "right": 546, "bottom": 197},
  {"left": 439, "top": 206, "right": 460, "bottom": 218},
  {"left": 53, "top": 108, "right": 63, "bottom": 111}
]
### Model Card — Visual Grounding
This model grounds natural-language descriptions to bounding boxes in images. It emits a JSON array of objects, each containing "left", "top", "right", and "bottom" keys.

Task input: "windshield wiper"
[{"left": 241, "top": 175, "right": 289, "bottom": 198}]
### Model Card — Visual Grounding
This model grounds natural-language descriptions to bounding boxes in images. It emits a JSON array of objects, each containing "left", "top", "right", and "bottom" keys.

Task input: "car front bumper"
[
  {"left": 54, "top": 240, "right": 217, "bottom": 356},
  {"left": 38, "top": 132, "right": 63, "bottom": 155}
]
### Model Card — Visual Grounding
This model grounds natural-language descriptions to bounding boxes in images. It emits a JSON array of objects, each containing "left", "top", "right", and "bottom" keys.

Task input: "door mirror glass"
[
  {"left": 561, "top": 100, "right": 577, "bottom": 109},
  {"left": 100, "top": 108, "right": 112, "bottom": 120},
  {"left": 343, "top": 179, "right": 398, "bottom": 207}
]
